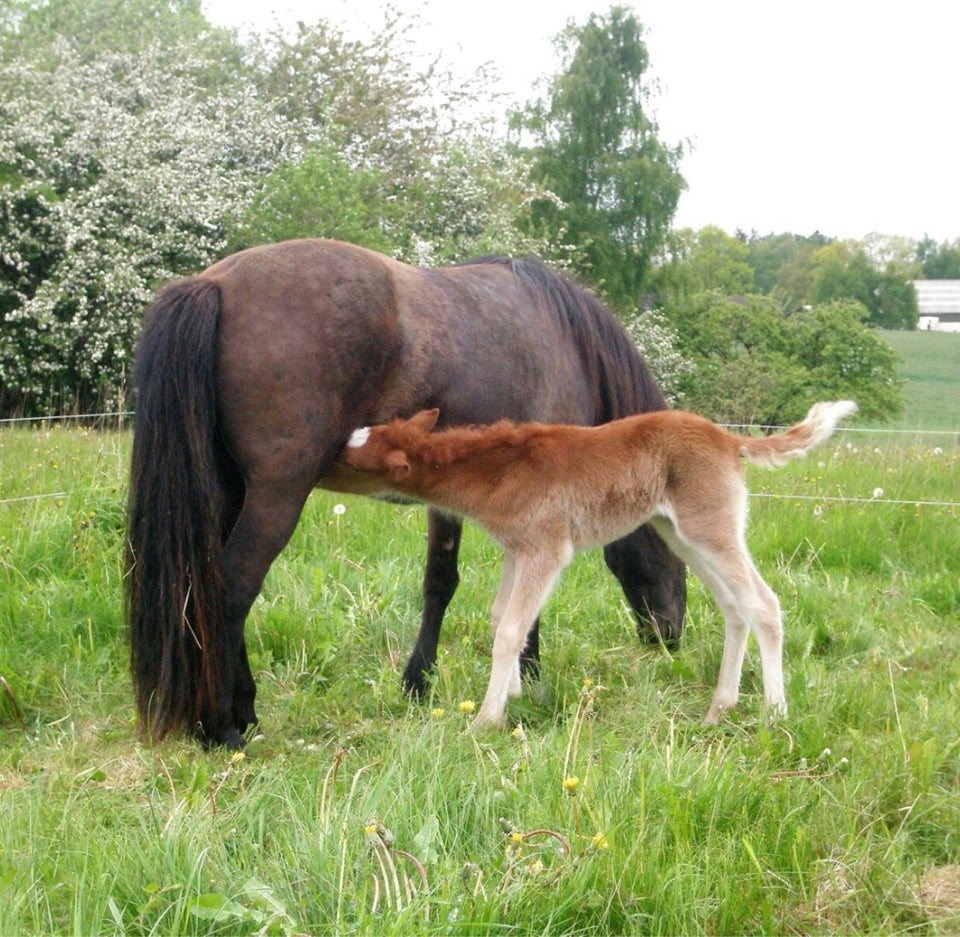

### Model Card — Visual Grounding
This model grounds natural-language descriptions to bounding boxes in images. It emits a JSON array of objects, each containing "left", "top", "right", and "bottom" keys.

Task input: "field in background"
[{"left": 879, "top": 328, "right": 960, "bottom": 433}]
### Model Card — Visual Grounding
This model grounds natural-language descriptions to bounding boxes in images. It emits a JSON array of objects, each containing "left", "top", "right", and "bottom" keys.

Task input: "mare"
[
  {"left": 126, "top": 238, "right": 686, "bottom": 749},
  {"left": 335, "top": 401, "right": 858, "bottom": 728}
]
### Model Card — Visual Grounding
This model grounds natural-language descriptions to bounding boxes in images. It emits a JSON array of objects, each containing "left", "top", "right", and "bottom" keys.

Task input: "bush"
[{"left": 0, "top": 43, "right": 295, "bottom": 415}]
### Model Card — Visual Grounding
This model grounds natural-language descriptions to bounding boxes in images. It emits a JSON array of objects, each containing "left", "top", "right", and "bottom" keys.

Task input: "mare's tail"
[
  {"left": 126, "top": 278, "right": 229, "bottom": 742},
  {"left": 739, "top": 400, "right": 858, "bottom": 469}
]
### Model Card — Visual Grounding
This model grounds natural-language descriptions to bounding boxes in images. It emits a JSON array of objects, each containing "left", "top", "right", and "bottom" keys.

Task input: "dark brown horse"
[{"left": 126, "top": 238, "right": 686, "bottom": 749}]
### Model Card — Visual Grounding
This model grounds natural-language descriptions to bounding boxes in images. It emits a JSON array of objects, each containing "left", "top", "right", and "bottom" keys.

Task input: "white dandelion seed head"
[{"left": 333, "top": 503, "right": 346, "bottom": 515}]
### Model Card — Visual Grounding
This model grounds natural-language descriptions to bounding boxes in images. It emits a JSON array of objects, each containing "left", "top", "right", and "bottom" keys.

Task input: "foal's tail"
[
  {"left": 126, "top": 278, "right": 229, "bottom": 742},
  {"left": 739, "top": 400, "right": 858, "bottom": 469}
]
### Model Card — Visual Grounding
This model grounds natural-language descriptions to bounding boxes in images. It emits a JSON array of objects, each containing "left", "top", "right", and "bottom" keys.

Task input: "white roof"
[{"left": 913, "top": 280, "right": 960, "bottom": 315}]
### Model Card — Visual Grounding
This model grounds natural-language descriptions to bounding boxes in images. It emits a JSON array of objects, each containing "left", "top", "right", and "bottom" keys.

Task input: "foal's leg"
[
  {"left": 473, "top": 546, "right": 570, "bottom": 730},
  {"left": 651, "top": 515, "right": 784, "bottom": 724},
  {"left": 402, "top": 510, "right": 541, "bottom": 696},
  {"left": 490, "top": 553, "right": 522, "bottom": 697}
]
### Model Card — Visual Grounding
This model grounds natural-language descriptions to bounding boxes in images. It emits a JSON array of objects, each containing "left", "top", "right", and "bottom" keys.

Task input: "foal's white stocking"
[{"left": 473, "top": 550, "right": 567, "bottom": 730}]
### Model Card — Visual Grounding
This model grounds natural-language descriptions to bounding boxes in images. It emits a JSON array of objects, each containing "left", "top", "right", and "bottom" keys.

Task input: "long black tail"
[{"left": 126, "top": 278, "right": 228, "bottom": 742}]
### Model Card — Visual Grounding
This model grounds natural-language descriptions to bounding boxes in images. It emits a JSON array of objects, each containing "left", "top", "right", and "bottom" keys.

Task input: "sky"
[{"left": 201, "top": 0, "right": 960, "bottom": 244}]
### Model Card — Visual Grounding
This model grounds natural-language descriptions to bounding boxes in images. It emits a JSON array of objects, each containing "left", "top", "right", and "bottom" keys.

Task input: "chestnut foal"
[{"left": 334, "top": 401, "right": 857, "bottom": 729}]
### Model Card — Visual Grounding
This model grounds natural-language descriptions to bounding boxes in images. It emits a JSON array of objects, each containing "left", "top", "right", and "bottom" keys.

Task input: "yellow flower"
[
  {"left": 591, "top": 831, "right": 610, "bottom": 850},
  {"left": 431, "top": 707, "right": 445, "bottom": 718},
  {"left": 229, "top": 751, "right": 246, "bottom": 765},
  {"left": 458, "top": 700, "right": 476, "bottom": 714},
  {"left": 510, "top": 831, "right": 524, "bottom": 846},
  {"left": 562, "top": 776, "right": 579, "bottom": 794}
]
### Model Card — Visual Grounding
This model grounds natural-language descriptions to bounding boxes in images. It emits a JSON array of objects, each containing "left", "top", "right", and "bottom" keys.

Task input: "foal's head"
[{"left": 341, "top": 408, "right": 440, "bottom": 479}]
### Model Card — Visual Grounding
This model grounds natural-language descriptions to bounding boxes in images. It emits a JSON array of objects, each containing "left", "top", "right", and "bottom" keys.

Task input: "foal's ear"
[
  {"left": 409, "top": 408, "right": 440, "bottom": 432},
  {"left": 385, "top": 449, "right": 411, "bottom": 476}
]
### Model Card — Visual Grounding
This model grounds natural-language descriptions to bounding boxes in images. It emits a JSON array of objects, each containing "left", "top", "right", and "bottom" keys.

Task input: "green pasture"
[
  {"left": 879, "top": 328, "right": 960, "bottom": 433},
  {"left": 1, "top": 361, "right": 959, "bottom": 933}
]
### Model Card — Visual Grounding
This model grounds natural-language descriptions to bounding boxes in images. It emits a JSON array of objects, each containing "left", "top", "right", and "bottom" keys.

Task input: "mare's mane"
[{"left": 458, "top": 256, "right": 665, "bottom": 421}]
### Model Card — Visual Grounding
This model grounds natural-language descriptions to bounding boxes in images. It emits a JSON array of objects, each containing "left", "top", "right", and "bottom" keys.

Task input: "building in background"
[{"left": 915, "top": 281, "right": 960, "bottom": 332}]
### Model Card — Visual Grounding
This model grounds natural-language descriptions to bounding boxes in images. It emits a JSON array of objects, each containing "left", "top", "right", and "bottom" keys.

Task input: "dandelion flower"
[
  {"left": 229, "top": 751, "right": 246, "bottom": 765},
  {"left": 872, "top": 487, "right": 884, "bottom": 499},
  {"left": 510, "top": 831, "right": 524, "bottom": 846},
  {"left": 510, "top": 724, "right": 527, "bottom": 741},
  {"left": 591, "top": 831, "right": 610, "bottom": 850},
  {"left": 458, "top": 700, "right": 476, "bottom": 714},
  {"left": 431, "top": 707, "right": 445, "bottom": 718},
  {"left": 333, "top": 503, "right": 346, "bottom": 516},
  {"left": 562, "top": 776, "right": 579, "bottom": 794}
]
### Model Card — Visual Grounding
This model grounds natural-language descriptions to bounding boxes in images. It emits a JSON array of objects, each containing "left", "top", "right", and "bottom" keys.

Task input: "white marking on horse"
[{"left": 348, "top": 427, "right": 370, "bottom": 448}]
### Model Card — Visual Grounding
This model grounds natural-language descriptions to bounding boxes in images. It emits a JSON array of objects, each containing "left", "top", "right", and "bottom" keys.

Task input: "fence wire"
[{"left": 2, "top": 412, "right": 958, "bottom": 510}]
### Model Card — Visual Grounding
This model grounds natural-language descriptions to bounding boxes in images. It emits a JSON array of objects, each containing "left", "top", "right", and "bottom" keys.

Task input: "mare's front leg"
[
  {"left": 473, "top": 546, "right": 570, "bottom": 730},
  {"left": 402, "top": 510, "right": 462, "bottom": 696}
]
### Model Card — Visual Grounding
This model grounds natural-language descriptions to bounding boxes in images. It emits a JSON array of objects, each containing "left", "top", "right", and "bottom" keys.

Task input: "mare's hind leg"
[
  {"left": 604, "top": 524, "right": 687, "bottom": 646},
  {"left": 207, "top": 481, "right": 314, "bottom": 749},
  {"left": 402, "top": 510, "right": 542, "bottom": 697},
  {"left": 220, "top": 468, "right": 258, "bottom": 736}
]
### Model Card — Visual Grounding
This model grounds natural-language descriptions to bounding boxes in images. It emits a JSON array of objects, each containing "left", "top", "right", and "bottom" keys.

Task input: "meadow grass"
[
  {"left": 879, "top": 329, "right": 960, "bottom": 433},
  {"left": 1, "top": 417, "right": 959, "bottom": 935}
]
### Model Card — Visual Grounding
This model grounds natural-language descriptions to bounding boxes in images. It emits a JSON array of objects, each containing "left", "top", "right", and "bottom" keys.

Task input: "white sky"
[{"left": 202, "top": 0, "right": 960, "bottom": 244}]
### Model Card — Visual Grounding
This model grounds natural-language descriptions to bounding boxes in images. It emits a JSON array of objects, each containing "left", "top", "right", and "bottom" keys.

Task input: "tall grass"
[{"left": 1, "top": 418, "right": 958, "bottom": 935}]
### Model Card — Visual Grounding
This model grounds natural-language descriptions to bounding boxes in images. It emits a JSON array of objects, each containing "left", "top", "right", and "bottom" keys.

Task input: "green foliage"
[
  {"left": 232, "top": 146, "right": 398, "bottom": 254},
  {"left": 512, "top": 5, "right": 684, "bottom": 309},
  {"left": 917, "top": 235, "right": 960, "bottom": 279},
  {"left": 810, "top": 242, "right": 918, "bottom": 329},
  {"left": 787, "top": 300, "right": 905, "bottom": 421},
  {"left": 1, "top": 425, "right": 959, "bottom": 934},
  {"left": 669, "top": 230, "right": 921, "bottom": 330},
  {"left": 655, "top": 226, "right": 755, "bottom": 305},
  {"left": 0, "top": 41, "right": 293, "bottom": 415},
  {"left": 667, "top": 292, "right": 903, "bottom": 425}
]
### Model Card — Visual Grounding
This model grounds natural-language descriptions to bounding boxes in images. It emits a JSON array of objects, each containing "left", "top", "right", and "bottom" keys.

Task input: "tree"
[
  {"left": 234, "top": 14, "right": 559, "bottom": 266},
  {"left": 230, "top": 146, "right": 399, "bottom": 255},
  {"left": 809, "top": 242, "right": 917, "bottom": 329},
  {"left": 786, "top": 301, "right": 904, "bottom": 422},
  {"left": 653, "top": 225, "right": 754, "bottom": 306},
  {"left": 512, "top": 6, "right": 684, "bottom": 309},
  {"left": 917, "top": 236, "right": 960, "bottom": 279},
  {"left": 663, "top": 291, "right": 903, "bottom": 426},
  {"left": 0, "top": 41, "right": 293, "bottom": 414}
]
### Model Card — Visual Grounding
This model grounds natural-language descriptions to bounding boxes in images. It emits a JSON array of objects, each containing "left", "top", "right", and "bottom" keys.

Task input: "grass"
[
  {"left": 1, "top": 371, "right": 959, "bottom": 933},
  {"left": 879, "top": 328, "right": 960, "bottom": 433}
]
